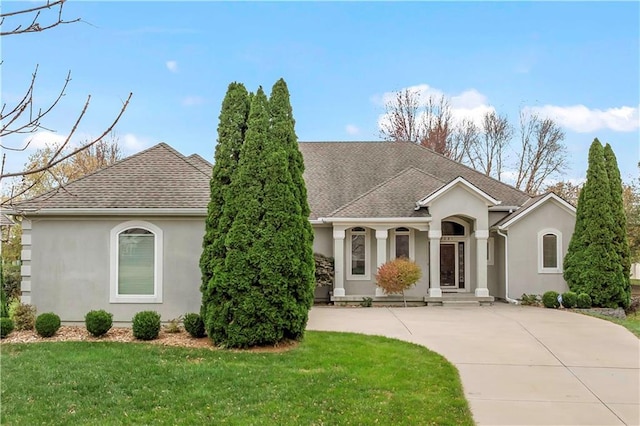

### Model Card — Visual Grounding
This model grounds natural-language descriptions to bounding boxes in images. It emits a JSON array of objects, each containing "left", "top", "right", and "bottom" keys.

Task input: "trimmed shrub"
[
  {"left": 519, "top": 294, "right": 540, "bottom": 306},
  {"left": 577, "top": 293, "right": 592, "bottom": 309},
  {"left": 0, "top": 287, "right": 8, "bottom": 318},
  {"left": 183, "top": 313, "right": 205, "bottom": 338},
  {"left": 542, "top": 291, "right": 560, "bottom": 309},
  {"left": 12, "top": 303, "right": 36, "bottom": 331},
  {"left": 132, "top": 311, "right": 161, "bottom": 340},
  {"left": 561, "top": 291, "right": 578, "bottom": 309},
  {"left": 35, "top": 312, "right": 61, "bottom": 337},
  {"left": 85, "top": 310, "right": 113, "bottom": 337},
  {"left": 0, "top": 317, "right": 15, "bottom": 338}
]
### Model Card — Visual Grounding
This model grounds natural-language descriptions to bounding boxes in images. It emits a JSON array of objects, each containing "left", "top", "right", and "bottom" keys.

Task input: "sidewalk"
[{"left": 307, "top": 304, "right": 640, "bottom": 425}]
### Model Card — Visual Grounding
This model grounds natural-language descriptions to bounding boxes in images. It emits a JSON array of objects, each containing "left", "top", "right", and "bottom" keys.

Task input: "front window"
[
  {"left": 538, "top": 229, "right": 561, "bottom": 273},
  {"left": 110, "top": 221, "right": 163, "bottom": 303},
  {"left": 347, "top": 227, "right": 370, "bottom": 280},
  {"left": 392, "top": 227, "right": 414, "bottom": 259}
]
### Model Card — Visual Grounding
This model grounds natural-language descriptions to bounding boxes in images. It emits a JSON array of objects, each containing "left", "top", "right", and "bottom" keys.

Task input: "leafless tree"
[
  {"left": 543, "top": 180, "right": 582, "bottom": 206},
  {"left": 380, "top": 89, "right": 456, "bottom": 156},
  {"left": 420, "top": 95, "right": 454, "bottom": 155},
  {"left": 468, "top": 111, "right": 513, "bottom": 180},
  {"left": 0, "top": 0, "right": 132, "bottom": 206},
  {"left": 449, "top": 118, "right": 479, "bottom": 163},
  {"left": 380, "top": 88, "right": 424, "bottom": 143},
  {"left": 515, "top": 111, "right": 567, "bottom": 195}
]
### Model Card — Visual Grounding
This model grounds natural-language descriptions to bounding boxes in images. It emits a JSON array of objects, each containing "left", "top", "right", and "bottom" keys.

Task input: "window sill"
[
  {"left": 110, "top": 296, "right": 163, "bottom": 304},
  {"left": 538, "top": 269, "right": 561, "bottom": 274}
]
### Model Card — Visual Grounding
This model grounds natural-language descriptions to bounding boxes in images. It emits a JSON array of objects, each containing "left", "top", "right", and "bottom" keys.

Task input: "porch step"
[{"left": 424, "top": 293, "right": 494, "bottom": 307}]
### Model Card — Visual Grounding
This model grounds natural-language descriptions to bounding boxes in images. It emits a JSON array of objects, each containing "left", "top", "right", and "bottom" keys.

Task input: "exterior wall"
[
  {"left": 312, "top": 225, "right": 333, "bottom": 256},
  {"left": 489, "top": 232, "right": 506, "bottom": 299},
  {"left": 27, "top": 216, "right": 205, "bottom": 323},
  {"left": 507, "top": 201, "right": 574, "bottom": 298}
]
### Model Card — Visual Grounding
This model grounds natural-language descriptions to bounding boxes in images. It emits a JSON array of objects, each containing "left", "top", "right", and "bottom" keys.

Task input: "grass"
[
  {"left": 0, "top": 331, "right": 473, "bottom": 425},
  {"left": 583, "top": 310, "right": 640, "bottom": 338}
]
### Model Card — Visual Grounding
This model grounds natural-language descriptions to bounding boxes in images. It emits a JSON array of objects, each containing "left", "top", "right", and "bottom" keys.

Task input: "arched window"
[
  {"left": 347, "top": 227, "right": 370, "bottom": 280},
  {"left": 538, "top": 229, "right": 562, "bottom": 273},
  {"left": 442, "top": 221, "right": 465, "bottom": 236},
  {"left": 391, "top": 227, "right": 414, "bottom": 260},
  {"left": 110, "top": 221, "right": 163, "bottom": 303}
]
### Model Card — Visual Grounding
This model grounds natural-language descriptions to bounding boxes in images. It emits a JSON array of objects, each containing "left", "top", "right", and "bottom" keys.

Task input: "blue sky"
[{"left": 2, "top": 1, "right": 639, "bottom": 185}]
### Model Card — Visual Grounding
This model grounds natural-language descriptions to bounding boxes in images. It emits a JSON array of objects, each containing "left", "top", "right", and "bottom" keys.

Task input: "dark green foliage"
[
  {"left": 183, "top": 313, "right": 205, "bottom": 338},
  {"left": 604, "top": 144, "right": 631, "bottom": 307},
  {"left": 561, "top": 291, "right": 577, "bottom": 308},
  {"left": 542, "top": 291, "right": 560, "bottom": 308},
  {"left": 0, "top": 280, "right": 7, "bottom": 318},
  {"left": 0, "top": 317, "right": 14, "bottom": 338},
  {"left": 85, "top": 310, "right": 113, "bottom": 337},
  {"left": 35, "top": 312, "right": 61, "bottom": 338},
  {"left": 132, "top": 311, "right": 161, "bottom": 341},
  {"left": 577, "top": 293, "right": 592, "bottom": 309},
  {"left": 199, "top": 82, "right": 250, "bottom": 321},
  {"left": 519, "top": 294, "right": 540, "bottom": 306},
  {"left": 564, "top": 140, "right": 627, "bottom": 308},
  {"left": 12, "top": 303, "right": 36, "bottom": 330},
  {"left": 205, "top": 84, "right": 314, "bottom": 348}
]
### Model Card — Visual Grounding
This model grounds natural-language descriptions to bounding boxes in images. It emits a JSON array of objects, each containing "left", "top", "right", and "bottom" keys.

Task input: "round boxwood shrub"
[
  {"left": 35, "top": 312, "right": 61, "bottom": 338},
  {"left": 85, "top": 310, "right": 113, "bottom": 337},
  {"left": 561, "top": 291, "right": 578, "bottom": 309},
  {"left": 542, "top": 291, "right": 560, "bottom": 309},
  {"left": 183, "top": 313, "right": 205, "bottom": 338},
  {"left": 132, "top": 310, "right": 161, "bottom": 340},
  {"left": 577, "top": 293, "right": 593, "bottom": 309},
  {"left": 0, "top": 317, "right": 15, "bottom": 338}
]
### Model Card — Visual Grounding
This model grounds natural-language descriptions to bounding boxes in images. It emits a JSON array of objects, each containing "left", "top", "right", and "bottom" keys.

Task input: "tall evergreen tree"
[
  {"left": 205, "top": 86, "right": 311, "bottom": 347},
  {"left": 604, "top": 143, "right": 631, "bottom": 307},
  {"left": 268, "top": 78, "right": 315, "bottom": 336},
  {"left": 563, "top": 139, "right": 626, "bottom": 307},
  {"left": 199, "top": 82, "right": 250, "bottom": 320}
]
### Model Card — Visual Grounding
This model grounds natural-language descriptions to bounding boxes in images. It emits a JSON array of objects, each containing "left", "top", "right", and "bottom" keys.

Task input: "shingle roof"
[
  {"left": 16, "top": 143, "right": 212, "bottom": 210},
  {"left": 16, "top": 141, "right": 531, "bottom": 217},
  {"left": 299, "top": 142, "right": 531, "bottom": 219}
]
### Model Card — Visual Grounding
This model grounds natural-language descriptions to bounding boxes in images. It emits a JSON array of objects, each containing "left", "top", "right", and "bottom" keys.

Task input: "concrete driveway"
[{"left": 307, "top": 303, "right": 640, "bottom": 426}]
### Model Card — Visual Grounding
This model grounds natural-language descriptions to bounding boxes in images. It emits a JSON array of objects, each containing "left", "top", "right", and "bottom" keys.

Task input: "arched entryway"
[{"left": 440, "top": 218, "right": 470, "bottom": 292}]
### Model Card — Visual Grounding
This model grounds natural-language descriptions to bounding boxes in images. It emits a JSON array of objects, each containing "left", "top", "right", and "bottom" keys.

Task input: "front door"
[{"left": 440, "top": 242, "right": 465, "bottom": 290}]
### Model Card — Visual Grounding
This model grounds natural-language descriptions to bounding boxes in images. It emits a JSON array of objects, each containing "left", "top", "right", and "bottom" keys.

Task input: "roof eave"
[{"left": 15, "top": 208, "right": 208, "bottom": 217}]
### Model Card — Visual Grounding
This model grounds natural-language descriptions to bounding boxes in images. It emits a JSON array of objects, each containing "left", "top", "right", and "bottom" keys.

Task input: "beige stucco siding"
[
  {"left": 28, "top": 216, "right": 204, "bottom": 323},
  {"left": 506, "top": 200, "right": 574, "bottom": 298},
  {"left": 312, "top": 225, "right": 333, "bottom": 256}
]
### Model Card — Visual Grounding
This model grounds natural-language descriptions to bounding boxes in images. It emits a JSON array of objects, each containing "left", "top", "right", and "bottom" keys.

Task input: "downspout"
[{"left": 496, "top": 228, "right": 519, "bottom": 304}]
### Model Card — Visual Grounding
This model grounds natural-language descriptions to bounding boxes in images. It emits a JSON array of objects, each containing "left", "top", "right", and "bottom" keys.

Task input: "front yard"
[{"left": 0, "top": 331, "right": 473, "bottom": 425}]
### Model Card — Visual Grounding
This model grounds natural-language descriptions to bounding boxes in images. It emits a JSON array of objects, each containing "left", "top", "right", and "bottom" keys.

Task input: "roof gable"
[
  {"left": 417, "top": 176, "right": 500, "bottom": 207},
  {"left": 495, "top": 192, "right": 576, "bottom": 228},
  {"left": 15, "top": 143, "right": 212, "bottom": 211}
]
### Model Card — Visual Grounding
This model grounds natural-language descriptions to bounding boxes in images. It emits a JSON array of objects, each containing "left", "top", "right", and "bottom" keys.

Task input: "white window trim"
[
  {"left": 390, "top": 228, "right": 415, "bottom": 261},
  {"left": 487, "top": 237, "right": 495, "bottom": 266},
  {"left": 538, "top": 228, "right": 562, "bottom": 274},
  {"left": 346, "top": 227, "right": 371, "bottom": 281},
  {"left": 110, "top": 221, "right": 163, "bottom": 303}
]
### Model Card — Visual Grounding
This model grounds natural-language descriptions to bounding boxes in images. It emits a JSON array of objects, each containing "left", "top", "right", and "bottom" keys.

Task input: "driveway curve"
[{"left": 307, "top": 304, "right": 640, "bottom": 426}]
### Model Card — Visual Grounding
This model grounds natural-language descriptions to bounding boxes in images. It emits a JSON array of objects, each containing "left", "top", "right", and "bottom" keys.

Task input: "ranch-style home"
[{"left": 11, "top": 141, "right": 576, "bottom": 323}]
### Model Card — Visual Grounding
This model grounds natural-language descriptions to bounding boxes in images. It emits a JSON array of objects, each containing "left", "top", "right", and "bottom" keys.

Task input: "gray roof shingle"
[
  {"left": 16, "top": 143, "right": 212, "bottom": 210},
  {"left": 16, "top": 141, "right": 531, "bottom": 217},
  {"left": 299, "top": 141, "right": 531, "bottom": 219}
]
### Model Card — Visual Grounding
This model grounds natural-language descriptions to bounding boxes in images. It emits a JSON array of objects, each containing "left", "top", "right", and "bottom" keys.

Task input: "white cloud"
[
  {"left": 121, "top": 133, "right": 153, "bottom": 154},
  {"left": 23, "top": 131, "right": 68, "bottom": 150},
  {"left": 165, "top": 60, "right": 178, "bottom": 73},
  {"left": 376, "top": 84, "right": 496, "bottom": 133},
  {"left": 181, "top": 96, "right": 206, "bottom": 107},
  {"left": 345, "top": 124, "right": 360, "bottom": 136},
  {"left": 524, "top": 104, "right": 639, "bottom": 133}
]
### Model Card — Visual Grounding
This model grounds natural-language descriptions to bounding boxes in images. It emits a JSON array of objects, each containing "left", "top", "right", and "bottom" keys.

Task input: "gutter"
[{"left": 496, "top": 228, "right": 519, "bottom": 304}]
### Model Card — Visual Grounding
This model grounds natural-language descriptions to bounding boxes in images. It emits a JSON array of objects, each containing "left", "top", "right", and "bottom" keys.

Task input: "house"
[{"left": 10, "top": 142, "right": 576, "bottom": 323}]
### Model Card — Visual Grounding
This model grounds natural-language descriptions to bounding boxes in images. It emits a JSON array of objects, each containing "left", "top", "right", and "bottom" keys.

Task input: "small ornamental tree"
[{"left": 376, "top": 258, "right": 422, "bottom": 307}]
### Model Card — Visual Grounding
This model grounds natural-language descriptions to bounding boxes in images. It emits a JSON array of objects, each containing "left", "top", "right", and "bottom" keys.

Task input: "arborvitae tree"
[
  {"left": 604, "top": 143, "right": 631, "bottom": 307},
  {"left": 563, "top": 139, "right": 626, "bottom": 307},
  {"left": 199, "top": 82, "right": 250, "bottom": 320},
  {"left": 268, "top": 78, "right": 315, "bottom": 336},
  {"left": 205, "top": 86, "right": 311, "bottom": 347}
]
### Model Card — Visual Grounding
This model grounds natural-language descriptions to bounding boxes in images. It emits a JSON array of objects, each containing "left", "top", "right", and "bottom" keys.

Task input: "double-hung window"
[{"left": 347, "top": 227, "right": 370, "bottom": 280}]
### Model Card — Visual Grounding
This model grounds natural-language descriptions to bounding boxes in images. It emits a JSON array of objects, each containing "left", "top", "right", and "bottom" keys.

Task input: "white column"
[
  {"left": 475, "top": 230, "right": 490, "bottom": 297},
  {"left": 375, "top": 229, "right": 388, "bottom": 297},
  {"left": 333, "top": 229, "right": 346, "bottom": 297},
  {"left": 428, "top": 230, "right": 442, "bottom": 297}
]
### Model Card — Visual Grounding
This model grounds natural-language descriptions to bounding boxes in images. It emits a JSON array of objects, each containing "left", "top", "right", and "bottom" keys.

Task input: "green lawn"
[
  {"left": 0, "top": 331, "right": 473, "bottom": 425},
  {"left": 585, "top": 311, "right": 640, "bottom": 338}
]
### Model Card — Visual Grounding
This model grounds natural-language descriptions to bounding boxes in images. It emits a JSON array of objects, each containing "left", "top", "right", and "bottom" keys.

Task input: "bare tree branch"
[
  {"left": 0, "top": 0, "right": 80, "bottom": 36},
  {"left": 469, "top": 111, "right": 513, "bottom": 180}
]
